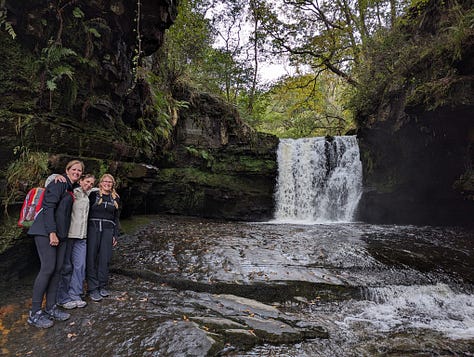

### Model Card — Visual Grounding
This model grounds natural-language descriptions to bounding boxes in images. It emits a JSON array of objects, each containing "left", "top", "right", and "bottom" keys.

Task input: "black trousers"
[
  {"left": 86, "top": 221, "right": 114, "bottom": 292},
  {"left": 31, "top": 235, "right": 67, "bottom": 313}
]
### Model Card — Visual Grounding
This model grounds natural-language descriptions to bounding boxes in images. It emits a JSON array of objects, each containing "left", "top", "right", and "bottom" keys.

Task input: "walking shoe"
[
  {"left": 58, "top": 301, "right": 77, "bottom": 309},
  {"left": 27, "top": 310, "right": 54, "bottom": 328},
  {"left": 89, "top": 290, "right": 103, "bottom": 302},
  {"left": 44, "top": 305, "right": 70, "bottom": 321},
  {"left": 99, "top": 289, "right": 109, "bottom": 297},
  {"left": 73, "top": 300, "right": 87, "bottom": 308}
]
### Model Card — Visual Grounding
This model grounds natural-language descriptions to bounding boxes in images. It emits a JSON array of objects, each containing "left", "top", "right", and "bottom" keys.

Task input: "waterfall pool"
[{"left": 1, "top": 215, "right": 472, "bottom": 356}]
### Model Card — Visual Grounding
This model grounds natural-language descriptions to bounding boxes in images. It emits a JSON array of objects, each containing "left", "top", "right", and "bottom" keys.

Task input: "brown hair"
[{"left": 80, "top": 173, "right": 95, "bottom": 181}]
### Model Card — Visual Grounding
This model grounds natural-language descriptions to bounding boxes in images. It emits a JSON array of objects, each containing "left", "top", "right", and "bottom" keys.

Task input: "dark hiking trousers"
[
  {"left": 31, "top": 235, "right": 67, "bottom": 313},
  {"left": 86, "top": 220, "right": 114, "bottom": 293}
]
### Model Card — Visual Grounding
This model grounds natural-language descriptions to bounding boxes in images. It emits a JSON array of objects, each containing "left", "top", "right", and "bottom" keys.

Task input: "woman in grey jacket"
[{"left": 57, "top": 174, "right": 95, "bottom": 309}]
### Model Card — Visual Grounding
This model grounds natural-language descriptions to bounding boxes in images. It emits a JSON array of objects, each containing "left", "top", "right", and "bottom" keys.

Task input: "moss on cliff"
[
  {"left": 353, "top": 0, "right": 474, "bottom": 225},
  {"left": 0, "top": 33, "right": 37, "bottom": 111},
  {"left": 210, "top": 155, "right": 276, "bottom": 175},
  {"left": 351, "top": 1, "right": 473, "bottom": 125},
  {"left": 157, "top": 167, "right": 269, "bottom": 193}
]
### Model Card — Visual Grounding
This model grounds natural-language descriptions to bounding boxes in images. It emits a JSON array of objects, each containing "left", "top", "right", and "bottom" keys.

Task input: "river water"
[{"left": 0, "top": 215, "right": 473, "bottom": 356}]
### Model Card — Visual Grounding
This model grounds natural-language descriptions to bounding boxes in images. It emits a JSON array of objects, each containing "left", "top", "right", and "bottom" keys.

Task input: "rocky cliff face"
[
  {"left": 0, "top": 0, "right": 278, "bottom": 260},
  {"left": 153, "top": 83, "right": 278, "bottom": 220},
  {"left": 354, "top": 0, "right": 474, "bottom": 226}
]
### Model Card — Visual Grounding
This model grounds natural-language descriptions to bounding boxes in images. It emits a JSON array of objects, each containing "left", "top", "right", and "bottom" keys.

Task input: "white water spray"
[
  {"left": 343, "top": 283, "right": 474, "bottom": 340},
  {"left": 274, "top": 136, "right": 362, "bottom": 223}
]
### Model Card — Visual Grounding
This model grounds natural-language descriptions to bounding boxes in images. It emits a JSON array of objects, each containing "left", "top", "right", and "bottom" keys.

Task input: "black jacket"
[
  {"left": 88, "top": 190, "right": 120, "bottom": 237},
  {"left": 28, "top": 175, "right": 76, "bottom": 239}
]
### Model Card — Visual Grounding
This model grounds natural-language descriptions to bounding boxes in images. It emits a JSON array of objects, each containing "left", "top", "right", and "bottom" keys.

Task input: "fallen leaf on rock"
[{"left": 67, "top": 333, "right": 77, "bottom": 339}]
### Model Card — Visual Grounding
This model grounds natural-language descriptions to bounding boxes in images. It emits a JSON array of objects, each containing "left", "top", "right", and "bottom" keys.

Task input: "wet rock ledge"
[{"left": 0, "top": 216, "right": 330, "bottom": 357}]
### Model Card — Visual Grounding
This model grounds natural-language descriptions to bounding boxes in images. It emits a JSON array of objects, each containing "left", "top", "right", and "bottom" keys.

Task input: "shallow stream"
[{"left": 1, "top": 215, "right": 473, "bottom": 356}]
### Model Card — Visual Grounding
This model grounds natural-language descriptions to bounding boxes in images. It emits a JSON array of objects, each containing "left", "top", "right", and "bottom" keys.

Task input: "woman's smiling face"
[
  {"left": 80, "top": 177, "right": 95, "bottom": 192},
  {"left": 99, "top": 175, "right": 114, "bottom": 193},
  {"left": 66, "top": 163, "right": 83, "bottom": 183}
]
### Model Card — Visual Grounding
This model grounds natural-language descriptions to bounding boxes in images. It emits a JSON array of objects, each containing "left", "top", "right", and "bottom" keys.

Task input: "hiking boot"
[
  {"left": 99, "top": 289, "right": 109, "bottom": 297},
  {"left": 89, "top": 290, "right": 103, "bottom": 302},
  {"left": 74, "top": 300, "right": 87, "bottom": 308},
  {"left": 45, "top": 305, "right": 70, "bottom": 321},
  {"left": 27, "top": 310, "right": 54, "bottom": 328},
  {"left": 58, "top": 301, "right": 77, "bottom": 309}
]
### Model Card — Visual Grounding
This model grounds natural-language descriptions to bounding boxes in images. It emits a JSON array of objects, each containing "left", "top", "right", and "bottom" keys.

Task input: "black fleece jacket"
[{"left": 28, "top": 175, "right": 76, "bottom": 239}]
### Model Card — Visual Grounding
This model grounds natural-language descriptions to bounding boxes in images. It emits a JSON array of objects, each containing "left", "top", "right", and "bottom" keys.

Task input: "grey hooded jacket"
[{"left": 67, "top": 187, "right": 91, "bottom": 239}]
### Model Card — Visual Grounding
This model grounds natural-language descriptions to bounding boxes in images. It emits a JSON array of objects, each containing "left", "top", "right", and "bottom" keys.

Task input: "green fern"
[
  {"left": 0, "top": 3, "right": 16, "bottom": 39},
  {"left": 3, "top": 147, "right": 49, "bottom": 214},
  {"left": 35, "top": 42, "right": 78, "bottom": 109}
]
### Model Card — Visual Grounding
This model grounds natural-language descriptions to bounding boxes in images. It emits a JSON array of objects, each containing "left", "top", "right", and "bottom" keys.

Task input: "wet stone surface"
[{"left": 1, "top": 215, "right": 473, "bottom": 356}]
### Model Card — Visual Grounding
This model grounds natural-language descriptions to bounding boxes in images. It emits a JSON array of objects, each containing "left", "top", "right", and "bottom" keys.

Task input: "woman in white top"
[{"left": 57, "top": 174, "right": 95, "bottom": 309}]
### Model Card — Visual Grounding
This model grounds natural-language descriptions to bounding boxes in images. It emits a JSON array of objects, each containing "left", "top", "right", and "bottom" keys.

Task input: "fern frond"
[{"left": 52, "top": 65, "right": 74, "bottom": 80}]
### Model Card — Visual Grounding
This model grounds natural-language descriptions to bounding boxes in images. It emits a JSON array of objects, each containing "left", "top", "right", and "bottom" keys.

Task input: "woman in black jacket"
[
  {"left": 86, "top": 173, "right": 120, "bottom": 302},
  {"left": 27, "top": 160, "right": 84, "bottom": 328}
]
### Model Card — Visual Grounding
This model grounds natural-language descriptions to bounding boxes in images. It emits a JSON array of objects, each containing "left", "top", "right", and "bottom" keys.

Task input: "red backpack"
[{"left": 18, "top": 187, "right": 46, "bottom": 228}]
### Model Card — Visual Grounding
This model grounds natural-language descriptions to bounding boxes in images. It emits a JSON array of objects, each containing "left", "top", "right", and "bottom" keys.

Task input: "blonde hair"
[
  {"left": 98, "top": 173, "right": 119, "bottom": 209},
  {"left": 66, "top": 160, "right": 85, "bottom": 172}
]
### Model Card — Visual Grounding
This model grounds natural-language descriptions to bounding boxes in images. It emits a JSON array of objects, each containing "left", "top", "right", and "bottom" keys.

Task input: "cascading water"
[{"left": 274, "top": 135, "right": 362, "bottom": 223}]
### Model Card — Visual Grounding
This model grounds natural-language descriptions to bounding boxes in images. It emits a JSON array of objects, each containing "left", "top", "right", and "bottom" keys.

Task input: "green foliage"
[
  {"left": 210, "top": 154, "right": 276, "bottom": 174},
  {"left": 158, "top": 167, "right": 252, "bottom": 192},
  {"left": 0, "top": 34, "right": 37, "bottom": 111},
  {"left": 0, "top": 2, "right": 16, "bottom": 39},
  {"left": 3, "top": 146, "right": 49, "bottom": 214},
  {"left": 350, "top": 1, "right": 474, "bottom": 123},
  {"left": 18, "top": 3, "right": 109, "bottom": 113},
  {"left": 444, "top": 5, "right": 474, "bottom": 61},
  {"left": 252, "top": 74, "right": 354, "bottom": 138},
  {"left": 159, "top": 0, "right": 370, "bottom": 138},
  {"left": 161, "top": 0, "right": 213, "bottom": 83},
  {"left": 125, "top": 69, "right": 189, "bottom": 159},
  {"left": 98, "top": 160, "right": 109, "bottom": 180},
  {"left": 72, "top": 6, "right": 85, "bottom": 19},
  {"left": 129, "top": 118, "right": 156, "bottom": 158},
  {"left": 35, "top": 42, "right": 78, "bottom": 110},
  {"left": 185, "top": 146, "right": 215, "bottom": 167},
  {"left": 0, "top": 214, "right": 24, "bottom": 252},
  {"left": 160, "top": 0, "right": 255, "bottom": 105},
  {"left": 258, "top": 0, "right": 412, "bottom": 86}
]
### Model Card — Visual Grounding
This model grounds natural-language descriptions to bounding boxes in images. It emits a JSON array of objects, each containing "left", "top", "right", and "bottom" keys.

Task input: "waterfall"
[{"left": 274, "top": 136, "right": 362, "bottom": 223}]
